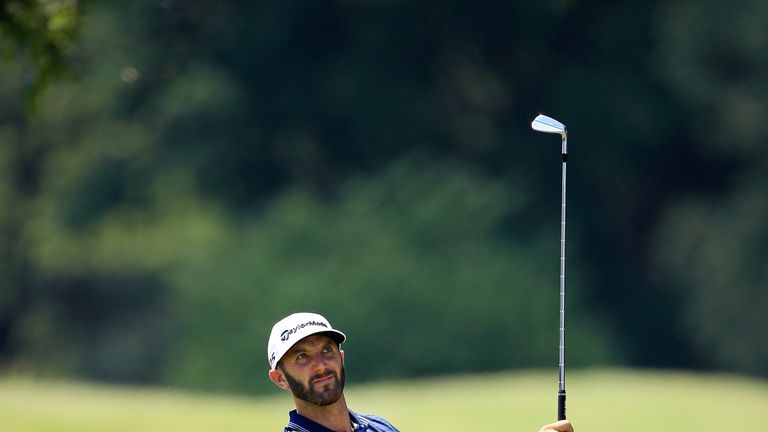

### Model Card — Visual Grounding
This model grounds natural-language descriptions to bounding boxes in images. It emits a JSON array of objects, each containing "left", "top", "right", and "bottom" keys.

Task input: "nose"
[{"left": 310, "top": 353, "right": 330, "bottom": 372}]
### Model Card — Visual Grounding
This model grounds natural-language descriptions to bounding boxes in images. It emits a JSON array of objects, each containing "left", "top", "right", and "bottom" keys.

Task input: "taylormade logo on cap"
[
  {"left": 280, "top": 319, "right": 329, "bottom": 342},
  {"left": 267, "top": 312, "right": 346, "bottom": 370}
]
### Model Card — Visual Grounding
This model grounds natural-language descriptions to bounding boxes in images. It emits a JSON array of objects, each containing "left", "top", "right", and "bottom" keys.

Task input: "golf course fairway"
[{"left": 1, "top": 369, "right": 764, "bottom": 432}]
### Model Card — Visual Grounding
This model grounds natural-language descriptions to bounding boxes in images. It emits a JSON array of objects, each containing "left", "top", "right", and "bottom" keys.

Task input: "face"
[{"left": 271, "top": 334, "right": 346, "bottom": 406}]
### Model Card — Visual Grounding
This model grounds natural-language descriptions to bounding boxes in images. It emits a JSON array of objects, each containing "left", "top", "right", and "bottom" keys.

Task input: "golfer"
[{"left": 268, "top": 312, "right": 574, "bottom": 432}]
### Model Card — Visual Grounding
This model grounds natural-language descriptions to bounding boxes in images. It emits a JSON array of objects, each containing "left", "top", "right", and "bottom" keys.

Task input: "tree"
[
  {"left": 0, "top": 0, "right": 81, "bottom": 110},
  {"left": 650, "top": 0, "right": 768, "bottom": 376}
]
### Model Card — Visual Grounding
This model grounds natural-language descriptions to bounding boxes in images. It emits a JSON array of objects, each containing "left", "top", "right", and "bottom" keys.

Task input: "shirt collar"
[{"left": 288, "top": 409, "right": 369, "bottom": 432}]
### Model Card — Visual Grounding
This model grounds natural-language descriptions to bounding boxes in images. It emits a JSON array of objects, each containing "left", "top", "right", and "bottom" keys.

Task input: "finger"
[{"left": 538, "top": 420, "right": 573, "bottom": 432}]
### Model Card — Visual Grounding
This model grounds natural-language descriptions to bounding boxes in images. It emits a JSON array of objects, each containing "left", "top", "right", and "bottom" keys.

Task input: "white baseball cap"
[{"left": 267, "top": 312, "right": 346, "bottom": 370}]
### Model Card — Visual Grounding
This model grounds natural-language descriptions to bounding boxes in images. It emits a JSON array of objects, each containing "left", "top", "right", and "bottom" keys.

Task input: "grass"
[{"left": 0, "top": 369, "right": 765, "bottom": 431}]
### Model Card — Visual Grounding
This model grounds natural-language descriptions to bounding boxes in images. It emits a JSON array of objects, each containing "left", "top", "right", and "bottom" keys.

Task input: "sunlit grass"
[{"left": 1, "top": 369, "right": 765, "bottom": 432}]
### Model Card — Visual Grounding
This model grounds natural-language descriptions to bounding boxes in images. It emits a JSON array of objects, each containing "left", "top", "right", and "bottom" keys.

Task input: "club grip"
[{"left": 557, "top": 390, "right": 566, "bottom": 421}]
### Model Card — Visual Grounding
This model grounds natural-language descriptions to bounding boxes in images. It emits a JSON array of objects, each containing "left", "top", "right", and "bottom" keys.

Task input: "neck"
[{"left": 294, "top": 394, "right": 352, "bottom": 432}]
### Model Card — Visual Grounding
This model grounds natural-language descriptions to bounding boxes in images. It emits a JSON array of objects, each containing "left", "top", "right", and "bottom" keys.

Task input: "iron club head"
[{"left": 531, "top": 114, "right": 566, "bottom": 137}]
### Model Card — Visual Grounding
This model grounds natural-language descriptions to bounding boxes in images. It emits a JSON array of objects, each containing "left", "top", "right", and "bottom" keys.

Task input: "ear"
[
  {"left": 340, "top": 349, "right": 345, "bottom": 363},
  {"left": 269, "top": 368, "right": 290, "bottom": 391}
]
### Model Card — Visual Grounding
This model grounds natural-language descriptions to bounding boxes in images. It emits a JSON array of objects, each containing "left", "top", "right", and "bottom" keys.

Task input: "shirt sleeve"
[{"left": 361, "top": 414, "right": 400, "bottom": 432}]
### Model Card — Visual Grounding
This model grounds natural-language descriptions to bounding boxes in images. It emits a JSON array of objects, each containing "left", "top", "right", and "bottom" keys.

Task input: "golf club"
[{"left": 531, "top": 114, "right": 568, "bottom": 421}]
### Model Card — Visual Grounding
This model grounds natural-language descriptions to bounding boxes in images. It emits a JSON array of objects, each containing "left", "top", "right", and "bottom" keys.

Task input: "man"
[{"left": 268, "top": 312, "right": 574, "bottom": 432}]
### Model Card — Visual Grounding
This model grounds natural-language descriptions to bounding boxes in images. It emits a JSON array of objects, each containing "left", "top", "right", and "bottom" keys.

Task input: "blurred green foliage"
[
  {"left": 649, "top": 0, "right": 768, "bottom": 377},
  {"left": 0, "top": 0, "right": 80, "bottom": 110},
  {"left": 0, "top": 0, "right": 766, "bottom": 393},
  {"left": 167, "top": 159, "right": 617, "bottom": 392}
]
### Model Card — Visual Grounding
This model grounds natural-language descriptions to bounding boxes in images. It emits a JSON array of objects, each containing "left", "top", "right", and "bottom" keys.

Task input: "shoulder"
[{"left": 358, "top": 413, "right": 400, "bottom": 432}]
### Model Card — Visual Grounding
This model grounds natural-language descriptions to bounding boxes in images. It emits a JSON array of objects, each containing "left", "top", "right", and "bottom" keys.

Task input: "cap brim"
[{"left": 319, "top": 330, "right": 346, "bottom": 344}]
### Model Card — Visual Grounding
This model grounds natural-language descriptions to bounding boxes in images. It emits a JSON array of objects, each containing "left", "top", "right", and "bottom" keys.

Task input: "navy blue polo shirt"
[{"left": 284, "top": 409, "right": 399, "bottom": 432}]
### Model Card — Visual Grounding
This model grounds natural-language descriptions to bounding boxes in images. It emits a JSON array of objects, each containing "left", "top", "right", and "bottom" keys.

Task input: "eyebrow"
[{"left": 285, "top": 341, "right": 336, "bottom": 358}]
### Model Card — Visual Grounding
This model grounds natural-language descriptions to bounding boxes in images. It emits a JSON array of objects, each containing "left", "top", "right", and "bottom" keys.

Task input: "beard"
[{"left": 282, "top": 364, "right": 346, "bottom": 407}]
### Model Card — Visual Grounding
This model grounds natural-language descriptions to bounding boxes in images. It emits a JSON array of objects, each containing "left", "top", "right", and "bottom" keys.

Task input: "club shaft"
[{"left": 558, "top": 134, "right": 567, "bottom": 420}]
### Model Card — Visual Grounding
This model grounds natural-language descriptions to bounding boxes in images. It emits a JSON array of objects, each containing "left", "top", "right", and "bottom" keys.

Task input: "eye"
[
  {"left": 296, "top": 352, "right": 308, "bottom": 360},
  {"left": 322, "top": 345, "right": 334, "bottom": 353}
]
